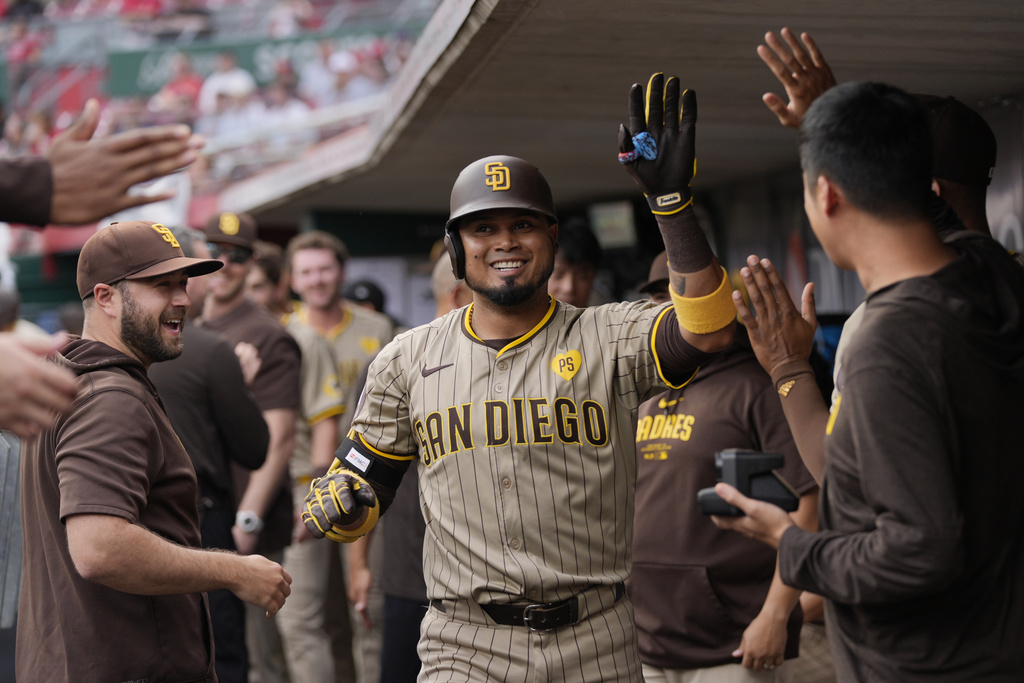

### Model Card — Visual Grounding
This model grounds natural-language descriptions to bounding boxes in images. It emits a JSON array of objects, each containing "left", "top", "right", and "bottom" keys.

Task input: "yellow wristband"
[{"left": 669, "top": 266, "right": 735, "bottom": 334}]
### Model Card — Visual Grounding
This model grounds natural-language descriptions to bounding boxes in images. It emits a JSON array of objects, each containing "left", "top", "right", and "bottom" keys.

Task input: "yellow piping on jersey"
[
  {"left": 826, "top": 393, "right": 841, "bottom": 436},
  {"left": 354, "top": 431, "right": 418, "bottom": 462},
  {"left": 463, "top": 297, "right": 558, "bottom": 358},
  {"left": 290, "top": 302, "right": 354, "bottom": 341},
  {"left": 650, "top": 304, "right": 700, "bottom": 390},
  {"left": 307, "top": 405, "right": 345, "bottom": 426}
]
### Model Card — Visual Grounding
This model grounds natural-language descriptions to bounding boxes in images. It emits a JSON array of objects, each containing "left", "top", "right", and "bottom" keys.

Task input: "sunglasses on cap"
[{"left": 206, "top": 242, "right": 254, "bottom": 264}]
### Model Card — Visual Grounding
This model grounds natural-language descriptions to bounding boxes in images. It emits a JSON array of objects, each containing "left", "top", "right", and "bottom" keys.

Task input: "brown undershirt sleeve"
[{"left": 654, "top": 307, "right": 718, "bottom": 386}]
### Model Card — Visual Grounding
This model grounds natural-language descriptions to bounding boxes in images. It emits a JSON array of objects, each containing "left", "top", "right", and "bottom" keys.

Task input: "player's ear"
[
  {"left": 93, "top": 283, "right": 120, "bottom": 319},
  {"left": 818, "top": 175, "right": 842, "bottom": 216},
  {"left": 549, "top": 221, "right": 559, "bottom": 249}
]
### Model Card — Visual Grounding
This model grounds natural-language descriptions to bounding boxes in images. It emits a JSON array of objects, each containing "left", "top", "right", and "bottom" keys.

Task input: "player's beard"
[
  {"left": 466, "top": 254, "right": 555, "bottom": 308},
  {"left": 120, "top": 287, "right": 186, "bottom": 365}
]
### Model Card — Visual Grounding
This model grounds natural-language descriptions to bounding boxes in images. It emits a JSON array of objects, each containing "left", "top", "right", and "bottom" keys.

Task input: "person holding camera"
[{"left": 630, "top": 252, "right": 818, "bottom": 681}]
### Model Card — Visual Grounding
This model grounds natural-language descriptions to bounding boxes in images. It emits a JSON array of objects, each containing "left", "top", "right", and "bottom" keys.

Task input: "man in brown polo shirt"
[
  {"left": 17, "top": 220, "right": 292, "bottom": 683},
  {"left": 202, "top": 211, "right": 302, "bottom": 683}
]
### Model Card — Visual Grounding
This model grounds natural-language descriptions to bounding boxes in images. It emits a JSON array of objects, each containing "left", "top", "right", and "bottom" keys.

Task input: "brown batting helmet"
[{"left": 444, "top": 155, "right": 557, "bottom": 279}]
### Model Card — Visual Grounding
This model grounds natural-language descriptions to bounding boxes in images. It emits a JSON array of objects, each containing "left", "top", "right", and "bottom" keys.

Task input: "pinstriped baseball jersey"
[
  {"left": 287, "top": 301, "right": 394, "bottom": 435},
  {"left": 284, "top": 319, "right": 343, "bottom": 484},
  {"left": 351, "top": 296, "right": 686, "bottom": 605}
]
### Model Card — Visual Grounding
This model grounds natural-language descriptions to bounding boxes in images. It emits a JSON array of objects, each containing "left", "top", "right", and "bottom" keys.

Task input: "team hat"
[
  {"left": 343, "top": 279, "right": 385, "bottom": 312},
  {"left": 77, "top": 221, "right": 222, "bottom": 300},
  {"left": 638, "top": 250, "right": 669, "bottom": 294},
  {"left": 917, "top": 95, "right": 997, "bottom": 187},
  {"left": 203, "top": 211, "right": 258, "bottom": 249}
]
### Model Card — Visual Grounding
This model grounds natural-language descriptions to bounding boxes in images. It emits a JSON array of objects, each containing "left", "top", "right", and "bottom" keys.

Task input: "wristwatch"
[{"left": 235, "top": 510, "right": 264, "bottom": 534}]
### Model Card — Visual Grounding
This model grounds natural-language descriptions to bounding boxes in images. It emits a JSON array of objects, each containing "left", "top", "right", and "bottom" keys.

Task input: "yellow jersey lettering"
[
  {"left": 447, "top": 404, "right": 473, "bottom": 454},
  {"left": 659, "top": 413, "right": 675, "bottom": 440},
  {"left": 512, "top": 397, "right": 527, "bottom": 445},
  {"left": 679, "top": 415, "right": 694, "bottom": 441},
  {"left": 414, "top": 420, "right": 434, "bottom": 466},
  {"left": 635, "top": 415, "right": 652, "bottom": 442},
  {"left": 425, "top": 412, "right": 446, "bottom": 458},
  {"left": 529, "top": 398, "right": 554, "bottom": 444},
  {"left": 553, "top": 397, "right": 580, "bottom": 444},
  {"left": 485, "top": 400, "right": 510, "bottom": 446},
  {"left": 582, "top": 400, "right": 609, "bottom": 446}
]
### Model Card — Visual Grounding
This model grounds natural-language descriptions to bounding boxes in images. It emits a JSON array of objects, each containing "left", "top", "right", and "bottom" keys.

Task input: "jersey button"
[
  {"left": 497, "top": 361, "right": 508, "bottom": 371},
  {"left": 494, "top": 384, "right": 504, "bottom": 393},
  {"left": 501, "top": 477, "right": 512, "bottom": 489},
  {"left": 509, "top": 538, "right": 521, "bottom": 550},
  {"left": 527, "top": 589, "right": 539, "bottom": 600}
]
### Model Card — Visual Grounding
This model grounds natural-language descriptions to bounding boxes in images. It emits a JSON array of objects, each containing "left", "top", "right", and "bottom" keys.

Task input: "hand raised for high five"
[
  {"left": 731, "top": 255, "right": 817, "bottom": 379},
  {"left": 758, "top": 28, "right": 836, "bottom": 128}
]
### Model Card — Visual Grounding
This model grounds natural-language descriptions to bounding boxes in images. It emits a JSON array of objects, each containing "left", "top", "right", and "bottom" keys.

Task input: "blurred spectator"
[
  {"left": 547, "top": 217, "right": 603, "bottom": 307},
  {"left": 298, "top": 39, "right": 339, "bottom": 108},
  {"left": 115, "top": 0, "right": 163, "bottom": 22},
  {"left": 198, "top": 50, "right": 257, "bottom": 117},
  {"left": 0, "top": 289, "right": 17, "bottom": 331},
  {"left": 5, "top": 18, "right": 43, "bottom": 100},
  {"left": 0, "top": 288, "right": 48, "bottom": 337},
  {"left": 5, "top": 0, "right": 43, "bottom": 20},
  {"left": 261, "top": 82, "right": 314, "bottom": 157},
  {"left": 56, "top": 300, "right": 85, "bottom": 336},
  {"left": 271, "top": 57, "right": 299, "bottom": 97},
  {"left": 331, "top": 50, "right": 390, "bottom": 103},
  {"left": 0, "top": 111, "right": 28, "bottom": 157},
  {"left": 147, "top": 51, "right": 204, "bottom": 122},
  {"left": 153, "top": 0, "right": 213, "bottom": 42},
  {"left": 265, "top": 0, "right": 313, "bottom": 39},
  {"left": 23, "top": 108, "right": 53, "bottom": 155},
  {"left": 246, "top": 240, "right": 293, "bottom": 320}
]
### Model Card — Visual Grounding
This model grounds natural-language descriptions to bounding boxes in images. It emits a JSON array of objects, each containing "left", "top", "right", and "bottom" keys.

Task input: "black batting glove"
[
  {"left": 618, "top": 74, "right": 697, "bottom": 215},
  {"left": 302, "top": 470, "right": 378, "bottom": 542}
]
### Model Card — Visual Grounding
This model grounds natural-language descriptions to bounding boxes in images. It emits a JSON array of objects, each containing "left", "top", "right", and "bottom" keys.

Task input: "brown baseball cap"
[
  {"left": 638, "top": 251, "right": 670, "bottom": 294},
  {"left": 77, "top": 221, "right": 222, "bottom": 300},
  {"left": 916, "top": 94, "right": 997, "bottom": 187},
  {"left": 204, "top": 211, "right": 258, "bottom": 249}
]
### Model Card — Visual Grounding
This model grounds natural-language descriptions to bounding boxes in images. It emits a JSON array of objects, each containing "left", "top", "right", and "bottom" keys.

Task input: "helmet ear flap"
[{"left": 444, "top": 229, "right": 465, "bottom": 280}]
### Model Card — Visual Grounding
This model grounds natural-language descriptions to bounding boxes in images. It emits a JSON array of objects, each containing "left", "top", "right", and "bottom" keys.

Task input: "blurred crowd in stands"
[{"left": 0, "top": 0, "right": 424, "bottom": 202}]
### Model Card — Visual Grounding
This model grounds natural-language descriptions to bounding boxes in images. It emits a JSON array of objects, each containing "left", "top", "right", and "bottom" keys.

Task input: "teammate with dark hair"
[{"left": 714, "top": 82, "right": 1024, "bottom": 682}]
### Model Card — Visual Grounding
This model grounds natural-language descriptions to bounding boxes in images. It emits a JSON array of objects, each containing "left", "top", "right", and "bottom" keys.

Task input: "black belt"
[{"left": 431, "top": 583, "right": 625, "bottom": 632}]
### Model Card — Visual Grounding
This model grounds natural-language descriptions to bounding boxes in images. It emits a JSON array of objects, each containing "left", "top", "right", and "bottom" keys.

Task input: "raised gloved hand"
[
  {"left": 302, "top": 467, "right": 379, "bottom": 542},
  {"left": 618, "top": 73, "right": 697, "bottom": 215}
]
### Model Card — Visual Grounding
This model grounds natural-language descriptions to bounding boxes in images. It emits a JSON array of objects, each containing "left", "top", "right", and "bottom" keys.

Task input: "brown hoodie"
[{"left": 18, "top": 337, "right": 215, "bottom": 683}]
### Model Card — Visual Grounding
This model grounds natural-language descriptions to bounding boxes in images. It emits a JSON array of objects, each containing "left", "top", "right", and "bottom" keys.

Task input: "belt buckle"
[
  {"left": 522, "top": 602, "right": 558, "bottom": 631},
  {"left": 523, "top": 598, "right": 578, "bottom": 631}
]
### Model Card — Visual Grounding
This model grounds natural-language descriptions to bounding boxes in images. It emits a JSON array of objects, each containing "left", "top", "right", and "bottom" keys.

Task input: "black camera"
[{"left": 697, "top": 449, "right": 800, "bottom": 516}]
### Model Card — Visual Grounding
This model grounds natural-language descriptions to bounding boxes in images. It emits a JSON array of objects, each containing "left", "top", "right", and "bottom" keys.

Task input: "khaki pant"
[
  {"left": 418, "top": 594, "right": 642, "bottom": 682},
  {"left": 337, "top": 518, "right": 385, "bottom": 683},
  {"left": 247, "top": 549, "right": 289, "bottom": 683},
  {"left": 278, "top": 536, "right": 356, "bottom": 683}
]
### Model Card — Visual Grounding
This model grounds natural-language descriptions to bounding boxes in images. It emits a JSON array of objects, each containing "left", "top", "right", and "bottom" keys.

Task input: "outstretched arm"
[
  {"left": 758, "top": 28, "right": 836, "bottom": 129},
  {"left": 733, "top": 256, "right": 828, "bottom": 482},
  {"left": 47, "top": 98, "right": 203, "bottom": 225},
  {"left": 0, "top": 333, "right": 77, "bottom": 438},
  {"left": 619, "top": 74, "right": 734, "bottom": 353},
  {"left": 67, "top": 513, "right": 292, "bottom": 616}
]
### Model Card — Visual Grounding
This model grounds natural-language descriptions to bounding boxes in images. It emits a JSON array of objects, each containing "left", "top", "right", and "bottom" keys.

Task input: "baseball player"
[{"left": 302, "top": 75, "right": 735, "bottom": 681}]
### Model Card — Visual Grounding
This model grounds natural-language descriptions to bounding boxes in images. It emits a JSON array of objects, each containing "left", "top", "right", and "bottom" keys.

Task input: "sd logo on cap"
[{"left": 77, "top": 221, "right": 222, "bottom": 300}]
